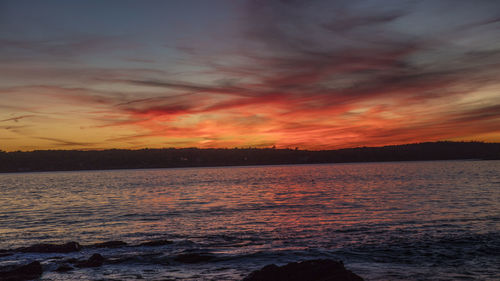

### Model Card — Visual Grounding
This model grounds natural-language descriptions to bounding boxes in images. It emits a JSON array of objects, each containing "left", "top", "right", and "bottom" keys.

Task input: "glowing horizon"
[{"left": 1, "top": 0, "right": 500, "bottom": 152}]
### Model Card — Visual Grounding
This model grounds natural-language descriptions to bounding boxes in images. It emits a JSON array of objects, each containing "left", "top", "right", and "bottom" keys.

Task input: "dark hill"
[{"left": 0, "top": 141, "right": 499, "bottom": 173}]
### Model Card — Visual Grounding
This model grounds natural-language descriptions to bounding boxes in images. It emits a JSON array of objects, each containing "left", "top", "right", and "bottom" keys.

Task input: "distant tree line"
[{"left": 0, "top": 141, "right": 499, "bottom": 173}]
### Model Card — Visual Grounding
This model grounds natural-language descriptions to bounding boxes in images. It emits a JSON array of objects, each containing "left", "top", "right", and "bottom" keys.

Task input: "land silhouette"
[{"left": 0, "top": 141, "right": 499, "bottom": 173}]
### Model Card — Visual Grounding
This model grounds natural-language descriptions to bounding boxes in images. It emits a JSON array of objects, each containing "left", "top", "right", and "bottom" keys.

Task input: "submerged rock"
[
  {"left": 0, "top": 261, "right": 43, "bottom": 281},
  {"left": 64, "top": 258, "right": 78, "bottom": 264},
  {"left": 76, "top": 254, "right": 105, "bottom": 268},
  {"left": 55, "top": 264, "right": 73, "bottom": 272},
  {"left": 139, "top": 240, "right": 173, "bottom": 247},
  {"left": 18, "top": 242, "right": 81, "bottom": 253},
  {"left": 174, "top": 253, "right": 215, "bottom": 263},
  {"left": 0, "top": 249, "right": 13, "bottom": 258},
  {"left": 242, "top": 259, "right": 364, "bottom": 281},
  {"left": 89, "top": 241, "right": 128, "bottom": 248}
]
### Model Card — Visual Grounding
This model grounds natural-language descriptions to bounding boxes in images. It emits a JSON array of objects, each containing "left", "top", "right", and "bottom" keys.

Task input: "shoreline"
[
  {"left": 1, "top": 157, "right": 497, "bottom": 175},
  {"left": 1, "top": 241, "right": 365, "bottom": 281}
]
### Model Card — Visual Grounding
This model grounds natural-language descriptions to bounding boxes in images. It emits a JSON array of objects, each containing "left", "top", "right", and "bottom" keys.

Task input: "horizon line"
[{"left": 2, "top": 140, "right": 498, "bottom": 153}]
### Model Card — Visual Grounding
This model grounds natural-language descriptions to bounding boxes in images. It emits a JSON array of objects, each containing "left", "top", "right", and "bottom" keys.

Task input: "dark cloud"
[
  {"left": 122, "top": 79, "right": 253, "bottom": 97},
  {"left": 448, "top": 104, "right": 500, "bottom": 123}
]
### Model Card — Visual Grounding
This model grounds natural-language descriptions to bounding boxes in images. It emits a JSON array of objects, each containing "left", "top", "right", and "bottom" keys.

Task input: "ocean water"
[{"left": 0, "top": 160, "right": 499, "bottom": 280}]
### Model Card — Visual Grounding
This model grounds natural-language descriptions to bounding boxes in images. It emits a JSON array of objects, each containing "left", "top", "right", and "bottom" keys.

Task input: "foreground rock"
[
  {"left": 139, "top": 240, "right": 173, "bottom": 247},
  {"left": 55, "top": 264, "right": 73, "bottom": 272},
  {"left": 76, "top": 254, "right": 105, "bottom": 268},
  {"left": 18, "top": 242, "right": 81, "bottom": 253},
  {"left": 243, "top": 259, "right": 364, "bottom": 281},
  {"left": 174, "top": 253, "right": 215, "bottom": 263},
  {"left": 89, "top": 241, "right": 127, "bottom": 248},
  {"left": 0, "top": 261, "right": 43, "bottom": 281}
]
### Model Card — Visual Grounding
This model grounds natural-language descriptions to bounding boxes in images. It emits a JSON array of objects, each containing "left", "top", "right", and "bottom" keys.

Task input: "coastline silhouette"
[{"left": 1, "top": 141, "right": 498, "bottom": 173}]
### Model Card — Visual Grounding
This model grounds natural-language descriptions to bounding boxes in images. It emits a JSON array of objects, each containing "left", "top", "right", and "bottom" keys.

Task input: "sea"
[{"left": 0, "top": 160, "right": 499, "bottom": 280}]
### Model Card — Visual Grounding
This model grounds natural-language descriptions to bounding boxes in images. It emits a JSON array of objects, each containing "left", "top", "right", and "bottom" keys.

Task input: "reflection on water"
[{"left": 0, "top": 160, "right": 499, "bottom": 280}]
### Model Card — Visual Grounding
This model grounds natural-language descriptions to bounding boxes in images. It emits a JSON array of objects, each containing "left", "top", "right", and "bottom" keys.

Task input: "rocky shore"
[{"left": 0, "top": 241, "right": 364, "bottom": 281}]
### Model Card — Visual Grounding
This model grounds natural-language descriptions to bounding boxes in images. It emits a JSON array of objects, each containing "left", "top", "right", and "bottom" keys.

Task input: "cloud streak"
[
  {"left": 0, "top": 115, "right": 36, "bottom": 122},
  {"left": 36, "top": 137, "right": 95, "bottom": 147}
]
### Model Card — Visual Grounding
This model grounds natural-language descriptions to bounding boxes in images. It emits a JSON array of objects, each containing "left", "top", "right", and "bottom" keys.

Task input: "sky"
[{"left": 1, "top": 0, "right": 500, "bottom": 151}]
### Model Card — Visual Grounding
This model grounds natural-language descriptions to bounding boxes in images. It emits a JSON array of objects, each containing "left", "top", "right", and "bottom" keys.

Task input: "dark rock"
[
  {"left": 0, "top": 261, "right": 43, "bottom": 281},
  {"left": 76, "top": 254, "right": 105, "bottom": 268},
  {"left": 55, "top": 264, "right": 73, "bottom": 272},
  {"left": 106, "top": 256, "right": 135, "bottom": 264},
  {"left": 18, "top": 242, "right": 81, "bottom": 253},
  {"left": 0, "top": 249, "right": 12, "bottom": 258},
  {"left": 174, "top": 253, "right": 215, "bottom": 263},
  {"left": 64, "top": 258, "right": 78, "bottom": 264},
  {"left": 48, "top": 256, "right": 63, "bottom": 260},
  {"left": 242, "top": 259, "right": 364, "bottom": 281},
  {"left": 89, "top": 241, "right": 128, "bottom": 248},
  {"left": 139, "top": 240, "right": 173, "bottom": 247}
]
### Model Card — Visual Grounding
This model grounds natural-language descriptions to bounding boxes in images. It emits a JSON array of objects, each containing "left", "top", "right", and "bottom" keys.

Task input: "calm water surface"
[{"left": 0, "top": 161, "right": 499, "bottom": 280}]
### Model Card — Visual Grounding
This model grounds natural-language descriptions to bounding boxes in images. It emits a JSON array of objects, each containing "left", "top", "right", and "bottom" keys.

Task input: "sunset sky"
[{"left": 1, "top": 0, "right": 500, "bottom": 151}]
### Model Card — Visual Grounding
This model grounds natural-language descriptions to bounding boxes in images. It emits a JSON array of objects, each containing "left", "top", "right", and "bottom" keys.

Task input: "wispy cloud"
[
  {"left": 36, "top": 137, "right": 95, "bottom": 147},
  {"left": 0, "top": 115, "right": 36, "bottom": 122}
]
